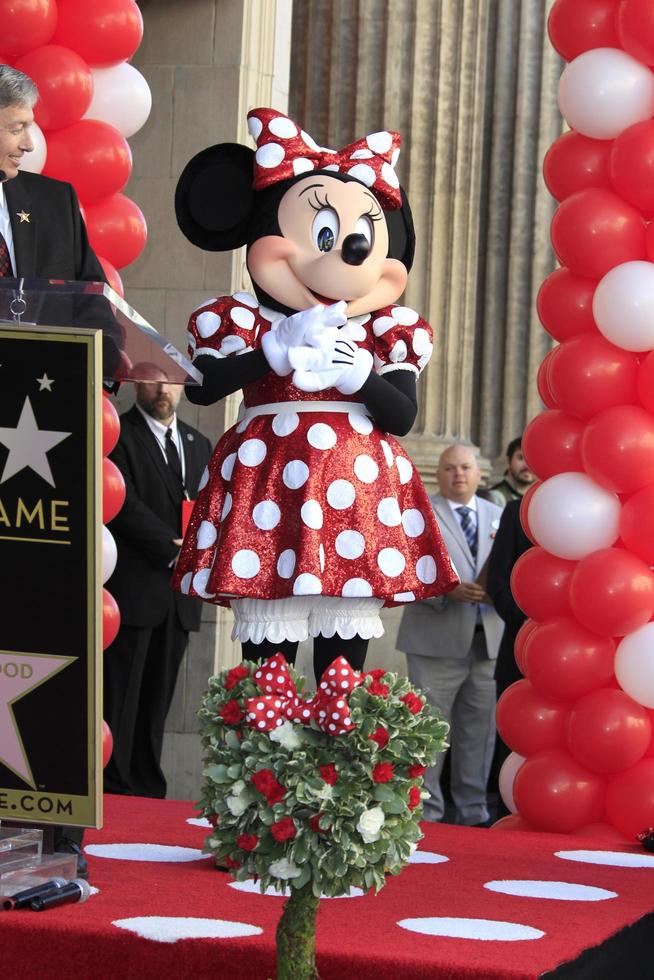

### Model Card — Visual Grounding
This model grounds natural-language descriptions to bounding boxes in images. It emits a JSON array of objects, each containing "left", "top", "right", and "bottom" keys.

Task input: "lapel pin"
[
  {"left": 187, "top": 433, "right": 194, "bottom": 440},
  {"left": 16, "top": 210, "right": 30, "bottom": 223}
]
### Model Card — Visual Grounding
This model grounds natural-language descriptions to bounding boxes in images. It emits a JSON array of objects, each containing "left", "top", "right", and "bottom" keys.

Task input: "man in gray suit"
[{"left": 396, "top": 444, "right": 503, "bottom": 826}]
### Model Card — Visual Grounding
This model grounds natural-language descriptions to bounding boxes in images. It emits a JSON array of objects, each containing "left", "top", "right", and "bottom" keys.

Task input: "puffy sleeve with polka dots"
[
  {"left": 369, "top": 305, "right": 434, "bottom": 377},
  {"left": 186, "top": 291, "right": 264, "bottom": 361}
]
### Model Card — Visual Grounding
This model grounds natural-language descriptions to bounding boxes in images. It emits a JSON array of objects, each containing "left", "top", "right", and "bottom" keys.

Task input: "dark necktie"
[
  {"left": 0, "top": 230, "right": 13, "bottom": 278},
  {"left": 165, "top": 427, "right": 183, "bottom": 487},
  {"left": 457, "top": 505, "right": 477, "bottom": 559}
]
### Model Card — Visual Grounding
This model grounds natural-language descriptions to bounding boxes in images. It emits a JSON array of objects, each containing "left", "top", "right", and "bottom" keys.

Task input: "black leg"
[
  {"left": 312, "top": 634, "right": 369, "bottom": 684},
  {"left": 242, "top": 638, "right": 299, "bottom": 665}
]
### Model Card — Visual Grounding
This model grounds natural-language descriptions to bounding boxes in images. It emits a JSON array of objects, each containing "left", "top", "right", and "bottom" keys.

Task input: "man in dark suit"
[{"left": 104, "top": 364, "right": 212, "bottom": 798}]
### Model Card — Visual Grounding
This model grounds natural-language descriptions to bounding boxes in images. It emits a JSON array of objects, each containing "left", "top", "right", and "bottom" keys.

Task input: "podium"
[{"left": 0, "top": 279, "right": 199, "bottom": 846}]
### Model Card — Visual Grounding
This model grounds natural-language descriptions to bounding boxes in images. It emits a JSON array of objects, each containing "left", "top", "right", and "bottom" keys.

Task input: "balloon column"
[
  {"left": 1, "top": 0, "right": 151, "bottom": 296},
  {"left": 497, "top": 0, "right": 654, "bottom": 841}
]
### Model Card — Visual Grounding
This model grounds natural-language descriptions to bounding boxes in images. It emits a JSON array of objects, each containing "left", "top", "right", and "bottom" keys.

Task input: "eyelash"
[{"left": 307, "top": 191, "right": 383, "bottom": 223}]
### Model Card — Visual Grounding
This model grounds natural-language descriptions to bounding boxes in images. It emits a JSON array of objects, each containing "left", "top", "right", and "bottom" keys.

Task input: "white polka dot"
[
  {"left": 198, "top": 466, "right": 209, "bottom": 492},
  {"left": 348, "top": 163, "right": 376, "bottom": 187},
  {"left": 232, "top": 549, "right": 261, "bottom": 579},
  {"left": 248, "top": 115, "right": 263, "bottom": 140},
  {"left": 372, "top": 315, "right": 395, "bottom": 336},
  {"left": 232, "top": 291, "right": 258, "bottom": 308},
  {"left": 389, "top": 339, "right": 408, "bottom": 362},
  {"left": 484, "top": 880, "right": 617, "bottom": 902},
  {"left": 393, "top": 306, "right": 420, "bottom": 326},
  {"left": 235, "top": 419, "right": 249, "bottom": 433},
  {"left": 293, "top": 157, "right": 315, "bottom": 176},
  {"left": 272, "top": 412, "right": 299, "bottom": 436},
  {"left": 301, "top": 130, "right": 320, "bottom": 151},
  {"left": 230, "top": 307, "right": 255, "bottom": 330},
  {"left": 219, "top": 335, "right": 247, "bottom": 355},
  {"left": 269, "top": 116, "right": 298, "bottom": 139},
  {"left": 381, "top": 162, "right": 399, "bottom": 188},
  {"left": 196, "top": 311, "right": 221, "bottom": 338},
  {"left": 301, "top": 500, "right": 323, "bottom": 529},
  {"left": 179, "top": 572, "right": 192, "bottom": 595},
  {"left": 85, "top": 843, "right": 206, "bottom": 862},
  {"left": 113, "top": 916, "right": 262, "bottom": 943},
  {"left": 186, "top": 817, "right": 212, "bottom": 828},
  {"left": 348, "top": 412, "right": 373, "bottom": 435},
  {"left": 350, "top": 148, "right": 374, "bottom": 159},
  {"left": 256, "top": 143, "right": 285, "bottom": 168},
  {"left": 394, "top": 591, "right": 415, "bottom": 602},
  {"left": 335, "top": 530, "right": 365, "bottom": 559},
  {"left": 402, "top": 509, "right": 425, "bottom": 537},
  {"left": 196, "top": 521, "right": 217, "bottom": 549},
  {"left": 319, "top": 544, "right": 326, "bottom": 571},
  {"left": 342, "top": 578, "right": 373, "bottom": 597},
  {"left": 252, "top": 500, "right": 281, "bottom": 530},
  {"left": 391, "top": 147, "right": 400, "bottom": 167},
  {"left": 229, "top": 879, "right": 363, "bottom": 898},
  {"left": 380, "top": 440, "right": 394, "bottom": 467},
  {"left": 238, "top": 439, "right": 267, "bottom": 466},
  {"left": 397, "top": 917, "right": 544, "bottom": 942},
  {"left": 326, "top": 479, "right": 356, "bottom": 509},
  {"left": 322, "top": 163, "right": 340, "bottom": 172},
  {"left": 293, "top": 573, "right": 322, "bottom": 595},
  {"left": 417, "top": 347, "right": 433, "bottom": 369},
  {"left": 221, "top": 453, "right": 236, "bottom": 481},
  {"left": 377, "top": 497, "right": 402, "bottom": 526},
  {"left": 283, "top": 459, "right": 310, "bottom": 489},
  {"left": 192, "top": 297, "right": 218, "bottom": 313},
  {"left": 186, "top": 330, "right": 196, "bottom": 351},
  {"left": 346, "top": 320, "right": 368, "bottom": 342},
  {"left": 367, "top": 131, "right": 393, "bottom": 154},
  {"left": 193, "top": 569, "right": 215, "bottom": 598},
  {"left": 555, "top": 850, "right": 654, "bottom": 869},
  {"left": 378, "top": 548, "right": 406, "bottom": 577},
  {"left": 408, "top": 851, "right": 449, "bottom": 865},
  {"left": 308, "top": 423, "right": 337, "bottom": 449},
  {"left": 412, "top": 327, "right": 431, "bottom": 355},
  {"left": 221, "top": 493, "right": 232, "bottom": 520},
  {"left": 395, "top": 456, "right": 413, "bottom": 484},
  {"left": 416, "top": 555, "right": 437, "bottom": 584},
  {"left": 354, "top": 454, "right": 379, "bottom": 483}
]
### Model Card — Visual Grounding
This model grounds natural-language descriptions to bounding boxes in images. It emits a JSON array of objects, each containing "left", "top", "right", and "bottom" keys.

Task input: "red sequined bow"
[{"left": 247, "top": 107, "right": 402, "bottom": 210}]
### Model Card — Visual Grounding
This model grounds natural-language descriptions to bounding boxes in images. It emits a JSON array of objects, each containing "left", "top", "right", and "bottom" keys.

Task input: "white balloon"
[
  {"left": 615, "top": 623, "right": 654, "bottom": 709},
  {"left": 84, "top": 63, "right": 152, "bottom": 139},
  {"left": 19, "top": 122, "right": 47, "bottom": 174},
  {"left": 593, "top": 261, "right": 654, "bottom": 352},
  {"left": 498, "top": 752, "right": 525, "bottom": 814},
  {"left": 529, "top": 472, "right": 620, "bottom": 560},
  {"left": 558, "top": 48, "right": 654, "bottom": 140},
  {"left": 102, "top": 525, "right": 117, "bottom": 583}
]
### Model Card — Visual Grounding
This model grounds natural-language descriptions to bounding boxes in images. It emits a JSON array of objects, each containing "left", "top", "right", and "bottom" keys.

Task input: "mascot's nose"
[{"left": 341, "top": 233, "right": 371, "bottom": 266}]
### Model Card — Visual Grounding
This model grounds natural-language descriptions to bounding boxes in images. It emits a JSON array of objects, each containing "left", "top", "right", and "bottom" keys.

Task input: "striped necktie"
[
  {"left": 457, "top": 505, "right": 477, "bottom": 559},
  {"left": 0, "top": 230, "right": 13, "bottom": 277}
]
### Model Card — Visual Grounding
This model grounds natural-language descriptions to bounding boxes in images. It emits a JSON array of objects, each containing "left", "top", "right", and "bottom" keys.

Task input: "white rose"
[
  {"left": 356, "top": 805, "right": 385, "bottom": 843},
  {"left": 269, "top": 720, "right": 304, "bottom": 751},
  {"left": 269, "top": 857, "right": 302, "bottom": 880},
  {"left": 226, "top": 794, "right": 248, "bottom": 816}
]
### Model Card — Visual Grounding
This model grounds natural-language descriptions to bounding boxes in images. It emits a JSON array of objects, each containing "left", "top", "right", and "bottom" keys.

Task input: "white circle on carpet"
[
  {"left": 555, "top": 849, "right": 654, "bottom": 869},
  {"left": 397, "top": 917, "right": 544, "bottom": 941},
  {"left": 229, "top": 879, "right": 364, "bottom": 898},
  {"left": 112, "top": 916, "right": 262, "bottom": 943},
  {"left": 186, "top": 817, "right": 212, "bottom": 828},
  {"left": 85, "top": 843, "right": 207, "bottom": 862},
  {"left": 484, "top": 880, "right": 617, "bottom": 901},
  {"left": 408, "top": 850, "right": 450, "bottom": 865}
]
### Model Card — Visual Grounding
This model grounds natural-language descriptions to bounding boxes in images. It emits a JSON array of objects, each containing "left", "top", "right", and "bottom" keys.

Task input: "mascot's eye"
[
  {"left": 312, "top": 208, "right": 339, "bottom": 252},
  {"left": 354, "top": 215, "right": 374, "bottom": 247}
]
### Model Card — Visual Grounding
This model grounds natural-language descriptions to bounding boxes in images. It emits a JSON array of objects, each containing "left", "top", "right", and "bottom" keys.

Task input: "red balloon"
[
  {"left": 524, "top": 617, "right": 615, "bottom": 703},
  {"left": 53, "top": 0, "right": 144, "bottom": 68},
  {"left": 519, "top": 481, "right": 540, "bottom": 545},
  {"left": 42, "top": 120, "right": 132, "bottom": 203},
  {"left": 85, "top": 193, "right": 148, "bottom": 270},
  {"left": 102, "top": 392, "right": 121, "bottom": 455},
  {"left": 98, "top": 255, "right": 125, "bottom": 299},
  {"left": 548, "top": 0, "right": 620, "bottom": 61},
  {"left": 15, "top": 46, "right": 93, "bottom": 132},
  {"left": 616, "top": 0, "right": 654, "bottom": 66},
  {"left": 103, "top": 456, "right": 126, "bottom": 523},
  {"left": 646, "top": 220, "right": 654, "bottom": 263},
  {"left": 582, "top": 405, "right": 654, "bottom": 494},
  {"left": 514, "top": 749, "right": 605, "bottom": 833},
  {"left": 570, "top": 547, "right": 654, "bottom": 636},
  {"left": 544, "top": 132, "right": 612, "bottom": 203},
  {"left": 497, "top": 680, "right": 569, "bottom": 757},
  {"left": 536, "top": 348, "right": 559, "bottom": 409},
  {"left": 548, "top": 334, "right": 639, "bottom": 420},
  {"left": 514, "top": 619, "right": 537, "bottom": 677},
  {"left": 636, "top": 349, "right": 654, "bottom": 415},
  {"left": 620, "top": 484, "right": 654, "bottom": 565},
  {"left": 490, "top": 814, "right": 535, "bottom": 833},
  {"left": 102, "top": 587, "right": 121, "bottom": 650},
  {"left": 567, "top": 688, "right": 651, "bottom": 773},
  {"left": 550, "top": 189, "right": 646, "bottom": 279},
  {"left": 511, "top": 548, "right": 575, "bottom": 622},
  {"left": 522, "top": 410, "right": 584, "bottom": 480},
  {"left": 645, "top": 711, "right": 654, "bottom": 757},
  {"left": 609, "top": 120, "right": 654, "bottom": 213},
  {"left": 537, "top": 268, "right": 598, "bottom": 343},
  {"left": 102, "top": 719, "right": 114, "bottom": 768},
  {"left": 572, "top": 821, "right": 630, "bottom": 843},
  {"left": 0, "top": 0, "right": 57, "bottom": 58},
  {"left": 606, "top": 758, "right": 654, "bottom": 839}
]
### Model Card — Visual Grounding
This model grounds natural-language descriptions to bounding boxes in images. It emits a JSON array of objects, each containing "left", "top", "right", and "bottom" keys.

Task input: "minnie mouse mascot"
[{"left": 172, "top": 107, "right": 458, "bottom": 681}]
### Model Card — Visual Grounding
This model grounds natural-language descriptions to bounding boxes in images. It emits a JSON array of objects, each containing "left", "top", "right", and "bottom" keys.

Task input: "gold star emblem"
[{"left": 16, "top": 211, "right": 30, "bottom": 223}]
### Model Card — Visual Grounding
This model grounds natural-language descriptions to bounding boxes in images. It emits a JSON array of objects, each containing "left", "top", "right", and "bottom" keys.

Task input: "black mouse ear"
[
  {"left": 385, "top": 186, "right": 416, "bottom": 271},
  {"left": 175, "top": 143, "right": 255, "bottom": 251}
]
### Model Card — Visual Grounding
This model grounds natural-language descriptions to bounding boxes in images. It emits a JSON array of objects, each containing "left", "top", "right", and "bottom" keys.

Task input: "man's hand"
[{"left": 449, "top": 581, "right": 486, "bottom": 603}]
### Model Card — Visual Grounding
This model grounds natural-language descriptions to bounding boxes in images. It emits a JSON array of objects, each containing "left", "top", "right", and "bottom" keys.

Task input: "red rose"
[
  {"left": 223, "top": 855, "right": 240, "bottom": 869},
  {"left": 372, "top": 762, "right": 395, "bottom": 783},
  {"left": 368, "top": 679, "right": 390, "bottom": 697},
  {"left": 236, "top": 833, "right": 258, "bottom": 851},
  {"left": 401, "top": 692, "right": 423, "bottom": 714},
  {"left": 251, "top": 768, "right": 286, "bottom": 804},
  {"left": 319, "top": 763, "right": 338, "bottom": 785},
  {"left": 271, "top": 816, "right": 297, "bottom": 842},
  {"left": 369, "top": 726, "right": 389, "bottom": 749},
  {"left": 366, "top": 668, "right": 387, "bottom": 681},
  {"left": 225, "top": 664, "right": 249, "bottom": 690},
  {"left": 408, "top": 786, "right": 422, "bottom": 810},
  {"left": 309, "top": 813, "right": 329, "bottom": 834},
  {"left": 208, "top": 813, "right": 219, "bottom": 827},
  {"left": 408, "top": 764, "right": 426, "bottom": 779},
  {"left": 220, "top": 699, "right": 244, "bottom": 725}
]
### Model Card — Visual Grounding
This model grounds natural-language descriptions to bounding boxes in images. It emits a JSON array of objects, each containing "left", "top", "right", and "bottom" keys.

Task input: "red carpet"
[{"left": 3, "top": 795, "right": 653, "bottom": 979}]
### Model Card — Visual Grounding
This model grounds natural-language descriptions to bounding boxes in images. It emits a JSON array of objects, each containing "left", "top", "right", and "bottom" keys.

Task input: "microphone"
[
  {"left": 2, "top": 877, "right": 68, "bottom": 911},
  {"left": 30, "top": 878, "right": 90, "bottom": 911}
]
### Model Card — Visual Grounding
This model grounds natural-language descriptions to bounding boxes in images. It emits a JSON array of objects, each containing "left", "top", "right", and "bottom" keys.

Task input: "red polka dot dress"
[{"left": 172, "top": 292, "right": 458, "bottom": 608}]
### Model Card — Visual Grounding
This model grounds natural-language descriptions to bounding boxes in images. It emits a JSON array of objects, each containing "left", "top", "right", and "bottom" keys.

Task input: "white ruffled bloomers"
[{"left": 230, "top": 595, "right": 385, "bottom": 644}]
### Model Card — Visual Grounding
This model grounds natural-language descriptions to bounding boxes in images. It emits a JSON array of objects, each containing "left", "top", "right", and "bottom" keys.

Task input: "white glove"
[
  {"left": 290, "top": 333, "right": 373, "bottom": 394},
  {"left": 261, "top": 301, "right": 347, "bottom": 377}
]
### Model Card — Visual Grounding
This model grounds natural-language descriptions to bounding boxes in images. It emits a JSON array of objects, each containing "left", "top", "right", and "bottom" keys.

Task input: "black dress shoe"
[{"left": 54, "top": 837, "right": 88, "bottom": 879}]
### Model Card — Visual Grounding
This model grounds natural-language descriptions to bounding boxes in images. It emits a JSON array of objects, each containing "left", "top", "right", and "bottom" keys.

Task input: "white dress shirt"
[{"left": 135, "top": 403, "right": 187, "bottom": 485}]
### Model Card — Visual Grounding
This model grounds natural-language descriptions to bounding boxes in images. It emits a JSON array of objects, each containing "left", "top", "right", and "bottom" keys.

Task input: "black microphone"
[
  {"left": 2, "top": 877, "right": 68, "bottom": 911},
  {"left": 30, "top": 878, "right": 90, "bottom": 911}
]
